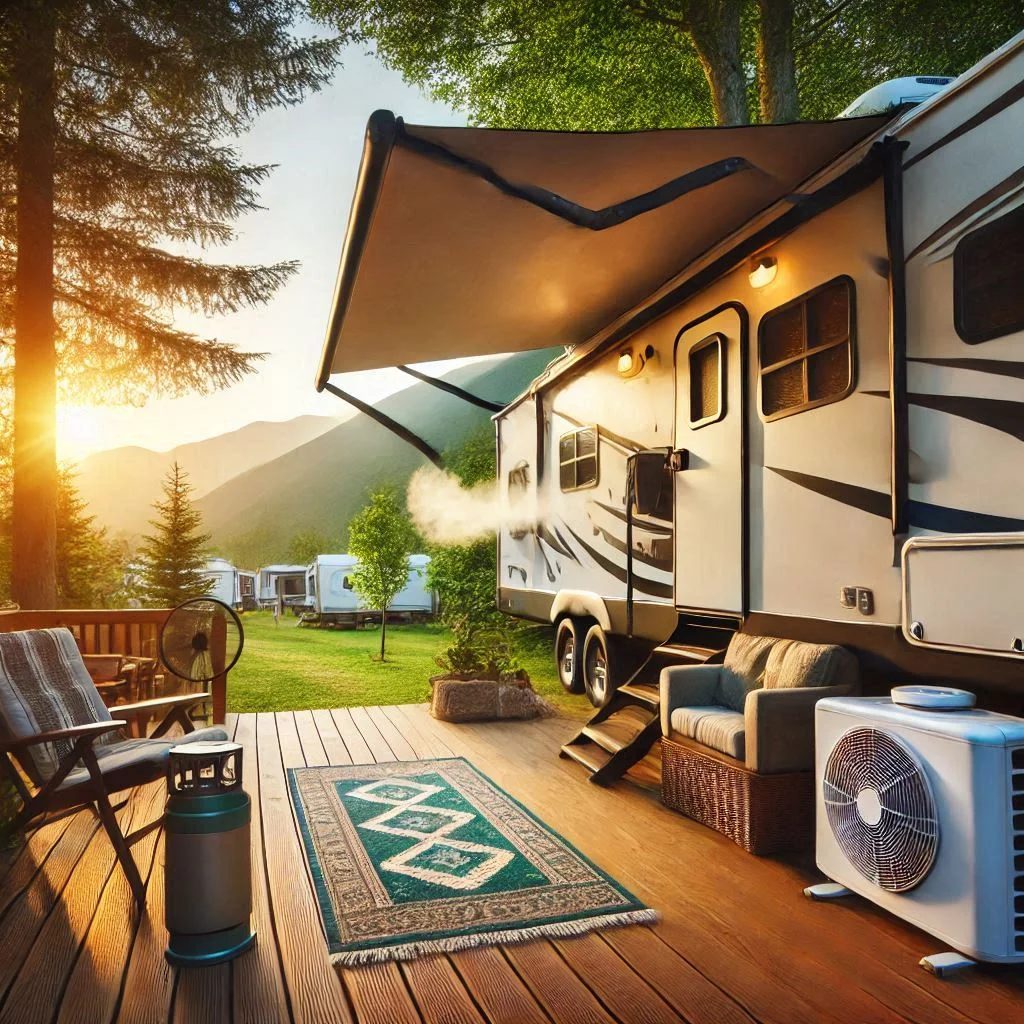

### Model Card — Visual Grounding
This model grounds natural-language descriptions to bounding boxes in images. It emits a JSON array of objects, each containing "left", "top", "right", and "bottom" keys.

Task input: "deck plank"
[
  {"left": 400, "top": 956, "right": 488, "bottom": 1024},
  {"left": 366, "top": 705, "right": 417, "bottom": 760},
  {"left": 0, "top": 811, "right": 100, "bottom": 1005},
  {"left": 311, "top": 708, "right": 352, "bottom": 765},
  {"left": 448, "top": 947, "right": 551, "bottom": 1024},
  {"left": 502, "top": 941, "right": 617, "bottom": 1024},
  {"left": 231, "top": 713, "right": 291, "bottom": 1024},
  {"left": 329, "top": 709, "right": 374, "bottom": 764},
  {"left": 0, "top": 786, "right": 150, "bottom": 1024},
  {"left": 0, "top": 816, "right": 74, "bottom": 913},
  {"left": 294, "top": 710, "right": 328, "bottom": 767},
  {"left": 257, "top": 712, "right": 353, "bottom": 1024},
  {"left": 56, "top": 782, "right": 165, "bottom": 1024},
  {"left": 346, "top": 707, "right": 395, "bottom": 762}
]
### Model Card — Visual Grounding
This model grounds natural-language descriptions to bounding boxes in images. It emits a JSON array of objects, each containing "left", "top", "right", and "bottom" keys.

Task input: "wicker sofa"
[{"left": 660, "top": 633, "right": 860, "bottom": 854}]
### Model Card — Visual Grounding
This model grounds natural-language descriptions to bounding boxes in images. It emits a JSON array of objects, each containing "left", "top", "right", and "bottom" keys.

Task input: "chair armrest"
[
  {"left": 0, "top": 719, "right": 127, "bottom": 754},
  {"left": 115, "top": 693, "right": 210, "bottom": 716},
  {"left": 660, "top": 665, "right": 722, "bottom": 736},
  {"left": 745, "top": 685, "right": 856, "bottom": 774},
  {"left": 82, "top": 654, "right": 125, "bottom": 680}
]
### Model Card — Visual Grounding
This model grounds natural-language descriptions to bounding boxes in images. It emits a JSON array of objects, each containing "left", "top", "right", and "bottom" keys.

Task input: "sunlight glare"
[{"left": 57, "top": 404, "right": 104, "bottom": 462}]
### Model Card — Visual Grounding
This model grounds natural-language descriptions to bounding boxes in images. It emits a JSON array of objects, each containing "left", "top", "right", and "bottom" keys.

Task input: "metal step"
[
  {"left": 582, "top": 706, "right": 654, "bottom": 754},
  {"left": 651, "top": 643, "right": 720, "bottom": 663}
]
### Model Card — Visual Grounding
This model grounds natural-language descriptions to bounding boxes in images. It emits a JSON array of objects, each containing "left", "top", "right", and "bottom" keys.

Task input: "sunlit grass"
[{"left": 227, "top": 611, "right": 585, "bottom": 716}]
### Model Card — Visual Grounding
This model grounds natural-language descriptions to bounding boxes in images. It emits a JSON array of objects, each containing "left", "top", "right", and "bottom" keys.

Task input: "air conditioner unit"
[{"left": 812, "top": 688, "right": 1024, "bottom": 967}]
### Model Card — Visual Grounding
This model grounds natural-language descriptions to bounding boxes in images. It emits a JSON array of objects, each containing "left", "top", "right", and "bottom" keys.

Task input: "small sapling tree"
[{"left": 347, "top": 487, "right": 418, "bottom": 661}]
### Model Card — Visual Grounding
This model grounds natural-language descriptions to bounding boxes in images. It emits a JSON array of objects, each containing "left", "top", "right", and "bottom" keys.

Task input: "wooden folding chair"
[{"left": 0, "top": 627, "right": 228, "bottom": 909}]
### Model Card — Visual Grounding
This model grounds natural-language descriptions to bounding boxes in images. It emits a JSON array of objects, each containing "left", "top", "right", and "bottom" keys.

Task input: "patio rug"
[{"left": 287, "top": 757, "right": 655, "bottom": 964}]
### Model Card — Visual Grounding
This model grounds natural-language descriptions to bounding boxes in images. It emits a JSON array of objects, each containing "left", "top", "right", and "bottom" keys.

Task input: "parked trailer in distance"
[
  {"left": 257, "top": 564, "right": 309, "bottom": 613},
  {"left": 303, "top": 554, "right": 436, "bottom": 627},
  {"left": 203, "top": 558, "right": 242, "bottom": 609}
]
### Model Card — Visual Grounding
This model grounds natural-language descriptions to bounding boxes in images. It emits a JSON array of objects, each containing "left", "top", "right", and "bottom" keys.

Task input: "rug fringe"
[{"left": 329, "top": 908, "right": 658, "bottom": 966}]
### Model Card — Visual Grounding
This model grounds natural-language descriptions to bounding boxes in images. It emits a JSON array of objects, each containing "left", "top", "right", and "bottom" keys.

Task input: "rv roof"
[{"left": 317, "top": 112, "right": 891, "bottom": 385}]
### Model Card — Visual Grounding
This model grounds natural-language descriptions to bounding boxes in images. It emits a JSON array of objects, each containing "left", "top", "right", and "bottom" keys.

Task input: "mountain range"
[{"left": 76, "top": 349, "right": 559, "bottom": 567}]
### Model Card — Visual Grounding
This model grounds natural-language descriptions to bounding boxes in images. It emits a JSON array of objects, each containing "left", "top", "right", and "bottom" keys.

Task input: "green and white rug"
[{"left": 288, "top": 757, "right": 655, "bottom": 965}]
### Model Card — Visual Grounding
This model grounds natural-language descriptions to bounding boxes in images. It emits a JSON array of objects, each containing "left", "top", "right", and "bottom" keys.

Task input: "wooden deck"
[{"left": 1, "top": 705, "right": 1022, "bottom": 1024}]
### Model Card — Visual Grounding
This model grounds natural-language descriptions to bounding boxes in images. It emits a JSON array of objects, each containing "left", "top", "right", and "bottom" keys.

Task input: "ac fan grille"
[
  {"left": 1010, "top": 747, "right": 1024, "bottom": 951},
  {"left": 824, "top": 727, "right": 938, "bottom": 893}
]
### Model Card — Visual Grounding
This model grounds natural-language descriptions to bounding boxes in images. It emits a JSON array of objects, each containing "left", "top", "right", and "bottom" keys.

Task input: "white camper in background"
[
  {"left": 317, "top": 35, "right": 1024, "bottom": 782},
  {"left": 203, "top": 557, "right": 240, "bottom": 608},
  {"left": 257, "top": 564, "right": 309, "bottom": 612},
  {"left": 304, "top": 554, "right": 436, "bottom": 626},
  {"left": 238, "top": 570, "right": 258, "bottom": 611}
]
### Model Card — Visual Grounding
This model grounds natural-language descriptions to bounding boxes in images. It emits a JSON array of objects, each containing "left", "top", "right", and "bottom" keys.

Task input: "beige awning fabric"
[{"left": 317, "top": 111, "right": 892, "bottom": 386}]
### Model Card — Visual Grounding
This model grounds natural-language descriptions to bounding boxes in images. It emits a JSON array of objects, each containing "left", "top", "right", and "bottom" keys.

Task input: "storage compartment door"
[{"left": 902, "top": 534, "right": 1024, "bottom": 657}]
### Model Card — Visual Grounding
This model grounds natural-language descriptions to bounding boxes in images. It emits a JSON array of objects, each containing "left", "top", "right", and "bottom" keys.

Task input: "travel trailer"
[
  {"left": 202, "top": 557, "right": 242, "bottom": 609},
  {"left": 257, "top": 564, "right": 309, "bottom": 612},
  {"left": 237, "top": 570, "right": 258, "bottom": 611},
  {"left": 305, "top": 554, "right": 436, "bottom": 626},
  {"left": 315, "top": 35, "right": 1024, "bottom": 777}
]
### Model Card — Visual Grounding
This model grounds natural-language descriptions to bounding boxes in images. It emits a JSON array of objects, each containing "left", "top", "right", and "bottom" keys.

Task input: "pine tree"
[
  {"left": 0, "top": 2, "right": 339, "bottom": 607},
  {"left": 137, "top": 462, "right": 215, "bottom": 608}
]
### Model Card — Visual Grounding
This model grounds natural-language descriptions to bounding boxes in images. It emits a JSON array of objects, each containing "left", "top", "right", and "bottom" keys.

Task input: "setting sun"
[{"left": 57, "top": 404, "right": 104, "bottom": 462}]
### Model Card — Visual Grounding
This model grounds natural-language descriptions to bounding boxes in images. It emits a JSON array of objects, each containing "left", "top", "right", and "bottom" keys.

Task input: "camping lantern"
[{"left": 164, "top": 741, "right": 255, "bottom": 966}]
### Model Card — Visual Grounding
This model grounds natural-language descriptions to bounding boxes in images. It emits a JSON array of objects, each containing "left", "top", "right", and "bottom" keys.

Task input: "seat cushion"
[
  {"left": 58, "top": 725, "right": 230, "bottom": 789},
  {"left": 763, "top": 640, "right": 860, "bottom": 689},
  {"left": 0, "top": 628, "right": 117, "bottom": 782},
  {"left": 669, "top": 706, "right": 746, "bottom": 761}
]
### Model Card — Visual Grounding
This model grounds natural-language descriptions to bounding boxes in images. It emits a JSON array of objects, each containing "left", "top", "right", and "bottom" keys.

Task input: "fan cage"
[
  {"left": 160, "top": 598, "right": 244, "bottom": 683},
  {"left": 823, "top": 726, "right": 939, "bottom": 893}
]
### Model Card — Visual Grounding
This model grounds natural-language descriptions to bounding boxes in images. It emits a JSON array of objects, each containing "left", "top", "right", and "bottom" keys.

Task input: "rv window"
[
  {"left": 689, "top": 334, "right": 725, "bottom": 427},
  {"left": 759, "top": 276, "right": 855, "bottom": 420},
  {"left": 343, "top": 576, "right": 353, "bottom": 590},
  {"left": 558, "top": 427, "right": 599, "bottom": 491},
  {"left": 954, "top": 204, "right": 1024, "bottom": 343}
]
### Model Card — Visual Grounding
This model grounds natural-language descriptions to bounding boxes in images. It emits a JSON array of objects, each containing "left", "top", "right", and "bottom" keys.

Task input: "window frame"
[
  {"left": 558, "top": 426, "right": 600, "bottom": 492},
  {"left": 688, "top": 332, "right": 727, "bottom": 429},
  {"left": 953, "top": 203, "right": 1024, "bottom": 345},
  {"left": 757, "top": 275, "right": 856, "bottom": 423}
]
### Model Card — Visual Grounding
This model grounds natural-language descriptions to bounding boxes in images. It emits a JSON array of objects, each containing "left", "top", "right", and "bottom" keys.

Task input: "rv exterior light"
[
  {"left": 749, "top": 255, "right": 778, "bottom": 289},
  {"left": 617, "top": 351, "right": 634, "bottom": 374}
]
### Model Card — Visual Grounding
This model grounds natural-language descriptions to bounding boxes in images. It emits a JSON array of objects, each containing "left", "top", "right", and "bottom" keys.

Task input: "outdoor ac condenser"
[{"left": 813, "top": 689, "right": 1024, "bottom": 965}]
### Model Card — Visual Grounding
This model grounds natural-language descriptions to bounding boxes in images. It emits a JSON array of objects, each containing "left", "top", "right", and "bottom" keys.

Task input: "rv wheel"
[
  {"left": 554, "top": 618, "right": 585, "bottom": 694},
  {"left": 582, "top": 625, "right": 617, "bottom": 708}
]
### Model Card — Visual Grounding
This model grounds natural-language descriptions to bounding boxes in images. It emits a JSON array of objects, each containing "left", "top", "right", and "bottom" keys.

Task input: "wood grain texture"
[
  {"left": 4, "top": 706, "right": 1024, "bottom": 1024},
  {"left": 257, "top": 712, "right": 354, "bottom": 1024},
  {"left": 56, "top": 783, "right": 165, "bottom": 1024}
]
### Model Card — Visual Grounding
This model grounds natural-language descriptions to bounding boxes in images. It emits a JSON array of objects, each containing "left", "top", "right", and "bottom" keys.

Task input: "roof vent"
[{"left": 840, "top": 75, "right": 954, "bottom": 118}]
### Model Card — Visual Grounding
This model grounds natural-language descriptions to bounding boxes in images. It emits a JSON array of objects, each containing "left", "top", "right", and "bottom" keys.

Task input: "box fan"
[{"left": 808, "top": 686, "right": 1024, "bottom": 975}]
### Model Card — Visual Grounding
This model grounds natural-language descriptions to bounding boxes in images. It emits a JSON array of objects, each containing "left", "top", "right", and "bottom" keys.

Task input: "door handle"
[{"left": 669, "top": 449, "right": 690, "bottom": 472}]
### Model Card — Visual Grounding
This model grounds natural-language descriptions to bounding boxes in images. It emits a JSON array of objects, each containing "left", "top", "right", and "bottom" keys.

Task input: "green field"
[{"left": 226, "top": 612, "right": 582, "bottom": 715}]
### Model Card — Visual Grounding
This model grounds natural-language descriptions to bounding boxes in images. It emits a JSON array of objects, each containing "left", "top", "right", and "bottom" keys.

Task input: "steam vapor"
[{"left": 407, "top": 466, "right": 535, "bottom": 545}]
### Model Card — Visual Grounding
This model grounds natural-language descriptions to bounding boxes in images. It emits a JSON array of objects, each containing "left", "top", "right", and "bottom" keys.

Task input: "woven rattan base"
[{"left": 661, "top": 735, "right": 813, "bottom": 855}]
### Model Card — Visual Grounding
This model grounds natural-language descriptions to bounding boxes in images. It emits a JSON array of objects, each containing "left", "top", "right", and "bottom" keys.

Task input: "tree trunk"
[
  {"left": 689, "top": 1, "right": 749, "bottom": 125},
  {"left": 11, "top": 1, "right": 58, "bottom": 610},
  {"left": 757, "top": 0, "right": 799, "bottom": 123},
  {"left": 379, "top": 614, "right": 387, "bottom": 661}
]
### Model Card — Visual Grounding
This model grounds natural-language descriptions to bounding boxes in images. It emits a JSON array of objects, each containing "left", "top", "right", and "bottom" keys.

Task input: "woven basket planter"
[{"left": 661, "top": 735, "right": 814, "bottom": 856}]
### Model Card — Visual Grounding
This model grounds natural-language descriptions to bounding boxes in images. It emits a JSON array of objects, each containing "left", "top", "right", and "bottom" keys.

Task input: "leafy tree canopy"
[
  {"left": 347, "top": 486, "right": 418, "bottom": 659},
  {"left": 288, "top": 528, "right": 338, "bottom": 567},
  {"left": 312, "top": 0, "right": 1022, "bottom": 127}
]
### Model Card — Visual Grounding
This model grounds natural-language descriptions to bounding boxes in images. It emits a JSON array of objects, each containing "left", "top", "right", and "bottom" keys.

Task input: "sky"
[{"left": 58, "top": 40, "right": 473, "bottom": 462}]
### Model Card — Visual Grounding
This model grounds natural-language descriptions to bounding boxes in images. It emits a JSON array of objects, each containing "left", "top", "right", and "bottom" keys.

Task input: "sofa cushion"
[
  {"left": 669, "top": 706, "right": 745, "bottom": 761},
  {"left": 714, "top": 667, "right": 759, "bottom": 713},
  {"left": 723, "top": 633, "right": 778, "bottom": 687},
  {"left": 764, "top": 640, "right": 860, "bottom": 690}
]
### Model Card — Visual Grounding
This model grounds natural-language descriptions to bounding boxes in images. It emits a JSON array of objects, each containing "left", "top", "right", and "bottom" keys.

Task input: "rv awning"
[{"left": 317, "top": 111, "right": 892, "bottom": 385}]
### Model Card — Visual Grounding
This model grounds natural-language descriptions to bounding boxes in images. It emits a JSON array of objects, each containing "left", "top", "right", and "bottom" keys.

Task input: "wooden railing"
[{"left": 0, "top": 608, "right": 227, "bottom": 723}]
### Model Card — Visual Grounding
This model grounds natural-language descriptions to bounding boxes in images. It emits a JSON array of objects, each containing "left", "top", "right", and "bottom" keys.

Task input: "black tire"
[
  {"left": 554, "top": 617, "right": 585, "bottom": 694},
  {"left": 582, "top": 624, "right": 617, "bottom": 709}
]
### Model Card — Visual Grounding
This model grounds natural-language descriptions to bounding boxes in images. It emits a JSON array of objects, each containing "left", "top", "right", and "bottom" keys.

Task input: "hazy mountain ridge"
[
  {"left": 75, "top": 414, "right": 341, "bottom": 538},
  {"left": 197, "top": 350, "right": 560, "bottom": 568}
]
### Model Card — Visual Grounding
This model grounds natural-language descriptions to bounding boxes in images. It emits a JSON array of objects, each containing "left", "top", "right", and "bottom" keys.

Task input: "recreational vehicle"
[
  {"left": 305, "top": 553, "right": 436, "bottom": 626},
  {"left": 238, "top": 570, "right": 258, "bottom": 611},
  {"left": 202, "top": 557, "right": 242, "bottom": 609},
  {"left": 257, "top": 564, "right": 309, "bottom": 612},
  {"left": 316, "top": 35, "right": 1024, "bottom": 778}
]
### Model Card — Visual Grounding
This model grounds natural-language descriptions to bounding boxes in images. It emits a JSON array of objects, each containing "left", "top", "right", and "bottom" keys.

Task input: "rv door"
[{"left": 673, "top": 307, "right": 745, "bottom": 614}]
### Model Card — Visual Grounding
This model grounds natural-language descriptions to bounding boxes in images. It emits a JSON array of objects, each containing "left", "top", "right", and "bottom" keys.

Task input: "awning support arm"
[
  {"left": 396, "top": 365, "right": 505, "bottom": 412},
  {"left": 395, "top": 120, "right": 754, "bottom": 231},
  {"left": 321, "top": 381, "right": 444, "bottom": 469}
]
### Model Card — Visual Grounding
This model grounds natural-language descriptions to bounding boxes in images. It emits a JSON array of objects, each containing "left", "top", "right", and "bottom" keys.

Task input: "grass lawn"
[{"left": 227, "top": 611, "right": 585, "bottom": 716}]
